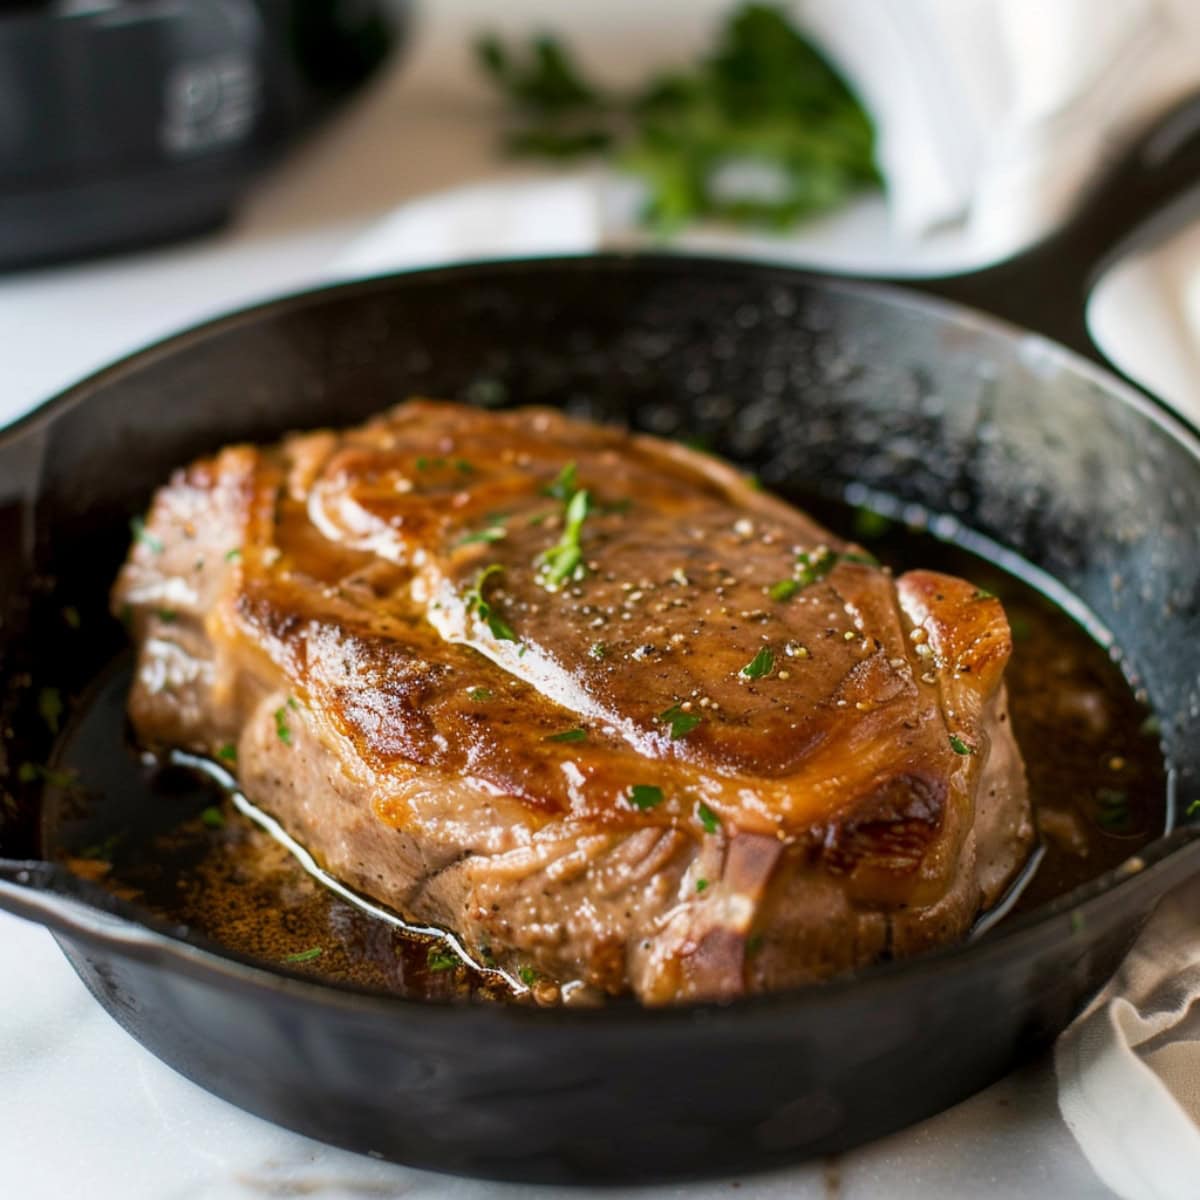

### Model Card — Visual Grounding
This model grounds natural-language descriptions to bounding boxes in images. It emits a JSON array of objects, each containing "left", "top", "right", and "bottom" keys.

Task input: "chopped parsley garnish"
[
  {"left": 38, "top": 687, "right": 63, "bottom": 734},
  {"left": 78, "top": 832, "right": 123, "bottom": 862},
  {"left": 841, "top": 551, "right": 879, "bottom": 567},
  {"left": 224, "top": 547, "right": 242, "bottom": 562},
  {"left": 768, "top": 579, "right": 799, "bottom": 602},
  {"left": 455, "top": 459, "right": 475, "bottom": 474},
  {"left": 746, "top": 933, "right": 764, "bottom": 956},
  {"left": 518, "top": 965, "right": 538, "bottom": 986},
  {"left": 216, "top": 743, "right": 238, "bottom": 762},
  {"left": 543, "top": 461, "right": 579, "bottom": 501},
  {"left": 156, "top": 609, "right": 178, "bottom": 623},
  {"left": 538, "top": 487, "right": 591, "bottom": 589},
  {"left": 1009, "top": 615, "right": 1032, "bottom": 641},
  {"left": 740, "top": 646, "right": 774, "bottom": 679},
  {"left": 629, "top": 784, "right": 664, "bottom": 810},
  {"left": 61, "top": 606, "right": 81, "bottom": 629},
  {"left": 464, "top": 564, "right": 519, "bottom": 642},
  {"left": 852, "top": 508, "right": 892, "bottom": 539},
  {"left": 971, "top": 587, "right": 996, "bottom": 600},
  {"left": 1096, "top": 788, "right": 1132, "bottom": 831},
  {"left": 696, "top": 878, "right": 709, "bottom": 893},
  {"left": 17, "top": 762, "right": 77, "bottom": 789},
  {"left": 130, "top": 515, "right": 163, "bottom": 554},
  {"left": 274, "top": 705, "right": 293, "bottom": 746},
  {"left": 1186, "top": 798, "right": 1200, "bottom": 818},
  {"left": 283, "top": 947, "right": 323, "bottom": 964},
  {"left": 794, "top": 546, "right": 837, "bottom": 588},
  {"left": 1140, "top": 713, "right": 1163, "bottom": 738},
  {"left": 426, "top": 947, "right": 458, "bottom": 973},
  {"left": 467, "top": 687, "right": 493, "bottom": 702},
  {"left": 589, "top": 641, "right": 608, "bottom": 659},
  {"left": 658, "top": 703, "right": 701, "bottom": 739},
  {"left": 949, "top": 734, "right": 973, "bottom": 756},
  {"left": 546, "top": 727, "right": 587, "bottom": 743},
  {"left": 458, "top": 519, "right": 507, "bottom": 546},
  {"left": 200, "top": 806, "right": 225, "bottom": 829},
  {"left": 697, "top": 801, "right": 720, "bottom": 834}
]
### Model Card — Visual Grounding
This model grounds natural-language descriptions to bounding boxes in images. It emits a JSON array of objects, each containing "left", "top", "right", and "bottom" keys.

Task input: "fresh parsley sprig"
[{"left": 477, "top": 4, "right": 879, "bottom": 232}]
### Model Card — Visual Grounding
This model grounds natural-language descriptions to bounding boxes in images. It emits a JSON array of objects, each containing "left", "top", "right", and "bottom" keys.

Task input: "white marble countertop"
[{"left": 3, "top": 4, "right": 1199, "bottom": 1197}]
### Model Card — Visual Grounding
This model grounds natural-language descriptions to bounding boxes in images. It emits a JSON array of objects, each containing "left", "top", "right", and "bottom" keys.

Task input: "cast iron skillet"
[{"left": 3, "top": 98, "right": 1200, "bottom": 1185}]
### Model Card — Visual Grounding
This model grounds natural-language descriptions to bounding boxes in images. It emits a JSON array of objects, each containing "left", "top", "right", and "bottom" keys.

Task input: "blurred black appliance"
[{"left": 0, "top": 1, "right": 405, "bottom": 271}]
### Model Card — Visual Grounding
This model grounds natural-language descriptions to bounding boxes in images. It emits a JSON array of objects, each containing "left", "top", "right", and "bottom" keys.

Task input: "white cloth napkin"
[
  {"left": 800, "top": 0, "right": 1200, "bottom": 254},
  {"left": 1057, "top": 880, "right": 1200, "bottom": 1200}
]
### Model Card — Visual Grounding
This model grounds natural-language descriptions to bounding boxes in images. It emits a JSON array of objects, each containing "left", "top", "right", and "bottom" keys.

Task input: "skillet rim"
[{"left": 4, "top": 250, "right": 1199, "bottom": 1023}]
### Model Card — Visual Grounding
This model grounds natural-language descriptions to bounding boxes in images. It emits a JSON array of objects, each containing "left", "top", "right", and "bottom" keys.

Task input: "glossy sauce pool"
[{"left": 46, "top": 497, "right": 1168, "bottom": 1004}]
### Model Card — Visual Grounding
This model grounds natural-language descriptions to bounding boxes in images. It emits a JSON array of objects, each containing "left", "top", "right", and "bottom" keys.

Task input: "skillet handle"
[
  {"left": 0, "top": 858, "right": 165, "bottom": 952},
  {"left": 891, "top": 92, "right": 1200, "bottom": 365}
]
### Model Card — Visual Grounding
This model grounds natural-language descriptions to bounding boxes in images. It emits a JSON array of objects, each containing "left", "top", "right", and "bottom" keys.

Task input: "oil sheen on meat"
[{"left": 112, "top": 400, "right": 1033, "bottom": 1004}]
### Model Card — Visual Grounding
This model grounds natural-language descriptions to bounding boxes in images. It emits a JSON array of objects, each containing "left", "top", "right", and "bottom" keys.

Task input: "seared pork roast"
[{"left": 114, "top": 400, "right": 1033, "bottom": 1003}]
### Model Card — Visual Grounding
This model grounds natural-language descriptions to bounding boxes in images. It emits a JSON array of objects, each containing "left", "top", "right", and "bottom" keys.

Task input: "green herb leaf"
[
  {"left": 794, "top": 546, "right": 838, "bottom": 589},
  {"left": 200, "top": 806, "right": 225, "bottom": 829},
  {"left": 78, "top": 832, "right": 122, "bottom": 862},
  {"left": 156, "top": 609, "right": 178, "bottom": 623},
  {"left": 458, "top": 522, "right": 507, "bottom": 546},
  {"left": 697, "top": 801, "right": 720, "bottom": 834},
  {"left": 216, "top": 743, "right": 238, "bottom": 763},
  {"left": 464, "top": 564, "right": 519, "bottom": 642},
  {"left": 972, "top": 587, "right": 996, "bottom": 601},
  {"left": 740, "top": 646, "right": 774, "bottom": 679},
  {"left": 852, "top": 508, "right": 892, "bottom": 539},
  {"left": 949, "top": 734, "right": 973, "bottom": 756},
  {"left": 455, "top": 459, "right": 475, "bottom": 474},
  {"left": 130, "top": 515, "right": 163, "bottom": 554},
  {"left": 696, "top": 878, "right": 709, "bottom": 893},
  {"left": 658, "top": 703, "right": 701, "bottom": 739},
  {"left": 274, "top": 705, "right": 293, "bottom": 746},
  {"left": 38, "top": 687, "right": 63, "bottom": 734},
  {"left": 543, "top": 461, "right": 579, "bottom": 501},
  {"left": 479, "top": 7, "right": 878, "bottom": 232},
  {"left": 426, "top": 947, "right": 458, "bottom": 973},
  {"left": 1186, "top": 798, "right": 1200, "bottom": 818},
  {"left": 17, "top": 762, "right": 77, "bottom": 789},
  {"left": 767, "top": 578, "right": 799, "bottom": 602},
  {"left": 589, "top": 641, "right": 608, "bottom": 659},
  {"left": 538, "top": 487, "right": 591, "bottom": 589},
  {"left": 629, "top": 784, "right": 664, "bottom": 810},
  {"left": 224, "top": 547, "right": 242, "bottom": 562},
  {"left": 476, "top": 34, "right": 602, "bottom": 115},
  {"left": 283, "top": 947, "right": 323, "bottom": 964},
  {"left": 61, "top": 606, "right": 81, "bottom": 629},
  {"left": 546, "top": 727, "right": 587, "bottom": 743},
  {"left": 467, "top": 687, "right": 493, "bottom": 702},
  {"left": 841, "top": 551, "right": 880, "bottom": 567},
  {"left": 518, "top": 965, "right": 539, "bottom": 986},
  {"left": 1096, "top": 788, "right": 1133, "bottom": 831}
]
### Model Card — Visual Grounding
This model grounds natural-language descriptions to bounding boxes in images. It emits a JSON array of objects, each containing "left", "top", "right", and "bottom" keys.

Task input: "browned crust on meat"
[{"left": 112, "top": 399, "right": 1033, "bottom": 1001}]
